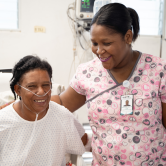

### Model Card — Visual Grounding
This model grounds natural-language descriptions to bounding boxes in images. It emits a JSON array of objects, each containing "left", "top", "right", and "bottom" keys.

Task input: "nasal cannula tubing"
[
  {"left": 21, "top": 84, "right": 50, "bottom": 165},
  {"left": 17, "top": 83, "right": 51, "bottom": 97},
  {"left": 21, "top": 102, "right": 39, "bottom": 166},
  {"left": 20, "top": 85, "right": 50, "bottom": 165}
]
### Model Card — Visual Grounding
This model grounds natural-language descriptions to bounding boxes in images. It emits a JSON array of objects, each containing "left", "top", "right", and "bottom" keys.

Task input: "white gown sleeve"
[
  {"left": 53, "top": 102, "right": 86, "bottom": 155},
  {"left": 66, "top": 112, "right": 85, "bottom": 155}
]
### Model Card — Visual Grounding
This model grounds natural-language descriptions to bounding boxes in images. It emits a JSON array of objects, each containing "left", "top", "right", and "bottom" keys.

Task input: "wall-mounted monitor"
[{"left": 76, "top": 0, "right": 95, "bottom": 20}]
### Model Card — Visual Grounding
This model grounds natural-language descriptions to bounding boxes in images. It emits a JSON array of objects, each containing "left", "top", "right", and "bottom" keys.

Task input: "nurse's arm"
[
  {"left": 51, "top": 86, "right": 86, "bottom": 113},
  {"left": 162, "top": 102, "right": 166, "bottom": 128},
  {"left": 0, "top": 100, "right": 15, "bottom": 110}
]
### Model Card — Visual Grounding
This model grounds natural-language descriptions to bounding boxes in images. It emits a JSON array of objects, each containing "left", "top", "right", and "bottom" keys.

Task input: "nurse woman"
[{"left": 51, "top": 3, "right": 166, "bottom": 166}]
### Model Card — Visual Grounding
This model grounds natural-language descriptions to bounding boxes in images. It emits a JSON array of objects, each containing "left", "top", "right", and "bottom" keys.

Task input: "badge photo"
[{"left": 120, "top": 95, "right": 133, "bottom": 115}]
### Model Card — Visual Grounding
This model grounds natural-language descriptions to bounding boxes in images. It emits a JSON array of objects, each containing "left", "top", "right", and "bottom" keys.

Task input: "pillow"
[
  {"left": 0, "top": 73, "right": 12, "bottom": 92},
  {"left": 0, "top": 90, "right": 14, "bottom": 106}
]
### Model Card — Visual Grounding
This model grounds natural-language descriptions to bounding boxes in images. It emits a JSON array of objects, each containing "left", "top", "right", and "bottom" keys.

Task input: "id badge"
[{"left": 120, "top": 95, "right": 133, "bottom": 115}]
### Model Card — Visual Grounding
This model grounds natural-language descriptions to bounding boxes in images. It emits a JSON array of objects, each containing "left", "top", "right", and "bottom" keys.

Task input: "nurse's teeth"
[
  {"left": 35, "top": 100, "right": 45, "bottom": 102},
  {"left": 101, "top": 57, "right": 109, "bottom": 60}
]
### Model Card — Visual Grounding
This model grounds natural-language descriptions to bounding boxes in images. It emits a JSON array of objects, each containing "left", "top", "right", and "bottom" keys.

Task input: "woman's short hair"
[
  {"left": 10, "top": 55, "right": 52, "bottom": 100},
  {"left": 91, "top": 3, "right": 140, "bottom": 42}
]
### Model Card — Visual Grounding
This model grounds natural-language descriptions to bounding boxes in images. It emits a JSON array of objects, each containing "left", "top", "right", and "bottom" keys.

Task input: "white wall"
[
  {"left": 161, "top": 39, "right": 166, "bottom": 59},
  {"left": 0, "top": 0, "right": 76, "bottom": 87},
  {"left": 133, "top": 36, "right": 161, "bottom": 57}
]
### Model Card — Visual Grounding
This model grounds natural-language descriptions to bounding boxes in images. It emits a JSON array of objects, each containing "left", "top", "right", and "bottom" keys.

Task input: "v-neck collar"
[{"left": 107, "top": 52, "right": 142, "bottom": 85}]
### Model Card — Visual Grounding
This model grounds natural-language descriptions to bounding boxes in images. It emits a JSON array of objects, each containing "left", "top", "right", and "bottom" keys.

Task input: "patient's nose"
[{"left": 36, "top": 86, "right": 45, "bottom": 95}]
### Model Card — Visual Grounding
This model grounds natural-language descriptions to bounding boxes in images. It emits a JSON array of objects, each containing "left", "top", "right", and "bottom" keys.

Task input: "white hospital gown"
[{"left": 0, "top": 101, "right": 85, "bottom": 166}]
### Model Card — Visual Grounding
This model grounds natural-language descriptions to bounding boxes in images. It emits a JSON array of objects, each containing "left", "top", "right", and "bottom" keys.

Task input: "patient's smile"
[{"left": 34, "top": 100, "right": 46, "bottom": 103}]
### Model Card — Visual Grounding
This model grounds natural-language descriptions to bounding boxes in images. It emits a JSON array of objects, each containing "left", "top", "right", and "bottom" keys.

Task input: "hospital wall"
[
  {"left": 0, "top": 0, "right": 165, "bottom": 124},
  {"left": 0, "top": 0, "right": 75, "bottom": 87}
]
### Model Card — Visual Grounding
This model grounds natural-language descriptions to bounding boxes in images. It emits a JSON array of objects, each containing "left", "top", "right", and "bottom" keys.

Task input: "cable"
[
  {"left": 67, "top": 6, "right": 88, "bottom": 32},
  {"left": 66, "top": 1, "right": 93, "bottom": 83},
  {"left": 76, "top": 26, "right": 89, "bottom": 50}
]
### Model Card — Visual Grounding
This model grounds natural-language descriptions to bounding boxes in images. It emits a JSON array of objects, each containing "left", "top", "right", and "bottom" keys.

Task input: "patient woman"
[{"left": 0, "top": 55, "right": 86, "bottom": 165}]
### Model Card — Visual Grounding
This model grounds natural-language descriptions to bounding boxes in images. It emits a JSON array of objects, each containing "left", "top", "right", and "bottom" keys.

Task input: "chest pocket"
[{"left": 133, "top": 86, "right": 161, "bottom": 126}]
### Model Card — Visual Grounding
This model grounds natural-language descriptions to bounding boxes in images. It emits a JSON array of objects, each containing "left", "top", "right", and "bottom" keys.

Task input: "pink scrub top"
[{"left": 70, "top": 52, "right": 166, "bottom": 166}]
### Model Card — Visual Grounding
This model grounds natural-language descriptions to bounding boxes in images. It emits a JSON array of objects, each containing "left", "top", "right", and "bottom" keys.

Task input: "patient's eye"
[
  {"left": 28, "top": 85, "right": 37, "bottom": 89},
  {"left": 43, "top": 84, "right": 50, "bottom": 87},
  {"left": 42, "top": 84, "right": 51, "bottom": 90}
]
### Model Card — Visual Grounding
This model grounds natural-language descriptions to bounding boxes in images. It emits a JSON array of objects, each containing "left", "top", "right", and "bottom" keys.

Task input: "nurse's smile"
[{"left": 99, "top": 55, "right": 112, "bottom": 62}]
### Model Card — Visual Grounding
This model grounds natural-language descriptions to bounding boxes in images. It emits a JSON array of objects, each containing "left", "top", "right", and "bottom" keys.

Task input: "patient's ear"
[{"left": 14, "top": 84, "right": 21, "bottom": 97}]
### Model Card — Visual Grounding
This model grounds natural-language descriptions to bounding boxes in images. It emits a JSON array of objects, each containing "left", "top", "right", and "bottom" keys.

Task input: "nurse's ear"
[
  {"left": 124, "top": 29, "right": 133, "bottom": 45},
  {"left": 14, "top": 84, "right": 21, "bottom": 97}
]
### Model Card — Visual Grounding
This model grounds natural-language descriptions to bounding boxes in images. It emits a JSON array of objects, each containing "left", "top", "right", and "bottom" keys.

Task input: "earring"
[{"left": 129, "top": 42, "right": 132, "bottom": 45}]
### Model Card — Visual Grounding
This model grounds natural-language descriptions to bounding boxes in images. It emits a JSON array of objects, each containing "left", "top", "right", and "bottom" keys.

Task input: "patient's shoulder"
[
  {"left": 49, "top": 101, "right": 73, "bottom": 115},
  {"left": 49, "top": 101, "right": 75, "bottom": 123},
  {"left": 0, "top": 104, "right": 13, "bottom": 118},
  {"left": 0, "top": 104, "right": 16, "bottom": 132}
]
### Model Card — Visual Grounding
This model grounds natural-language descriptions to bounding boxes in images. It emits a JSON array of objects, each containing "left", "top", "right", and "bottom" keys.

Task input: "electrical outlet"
[{"left": 34, "top": 26, "right": 46, "bottom": 33}]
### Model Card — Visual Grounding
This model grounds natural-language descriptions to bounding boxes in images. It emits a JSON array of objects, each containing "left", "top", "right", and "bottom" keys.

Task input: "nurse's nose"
[{"left": 96, "top": 46, "right": 105, "bottom": 56}]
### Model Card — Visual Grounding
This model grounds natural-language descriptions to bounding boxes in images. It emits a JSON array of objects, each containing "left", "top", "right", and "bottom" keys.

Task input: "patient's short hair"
[{"left": 10, "top": 55, "right": 52, "bottom": 100}]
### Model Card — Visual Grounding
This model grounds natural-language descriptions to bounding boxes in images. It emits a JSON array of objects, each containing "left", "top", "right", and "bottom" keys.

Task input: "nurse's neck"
[{"left": 110, "top": 50, "right": 139, "bottom": 84}]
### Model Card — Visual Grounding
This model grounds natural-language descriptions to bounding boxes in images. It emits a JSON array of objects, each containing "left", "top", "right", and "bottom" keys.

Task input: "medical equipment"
[
  {"left": 76, "top": 0, "right": 95, "bottom": 20},
  {"left": 67, "top": 1, "right": 93, "bottom": 82}
]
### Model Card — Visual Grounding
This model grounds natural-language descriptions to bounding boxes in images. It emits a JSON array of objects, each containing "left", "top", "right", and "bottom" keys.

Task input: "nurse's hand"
[
  {"left": 81, "top": 133, "right": 88, "bottom": 146},
  {"left": 0, "top": 100, "right": 15, "bottom": 110}
]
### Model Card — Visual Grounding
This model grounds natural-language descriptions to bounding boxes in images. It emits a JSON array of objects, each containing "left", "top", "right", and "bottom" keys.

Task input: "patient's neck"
[{"left": 13, "top": 101, "right": 48, "bottom": 121}]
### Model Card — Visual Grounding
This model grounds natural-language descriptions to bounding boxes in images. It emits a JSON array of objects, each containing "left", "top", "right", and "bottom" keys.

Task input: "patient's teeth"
[{"left": 35, "top": 100, "right": 45, "bottom": 103}]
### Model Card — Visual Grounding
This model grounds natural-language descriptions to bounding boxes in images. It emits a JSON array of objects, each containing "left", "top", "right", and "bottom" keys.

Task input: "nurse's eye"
[
  {"left": 92, "top": 42, "right": 98, "bottom": 46},
  {"left": 104, "top": 42, "right": 112, "bottom": 46}
]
